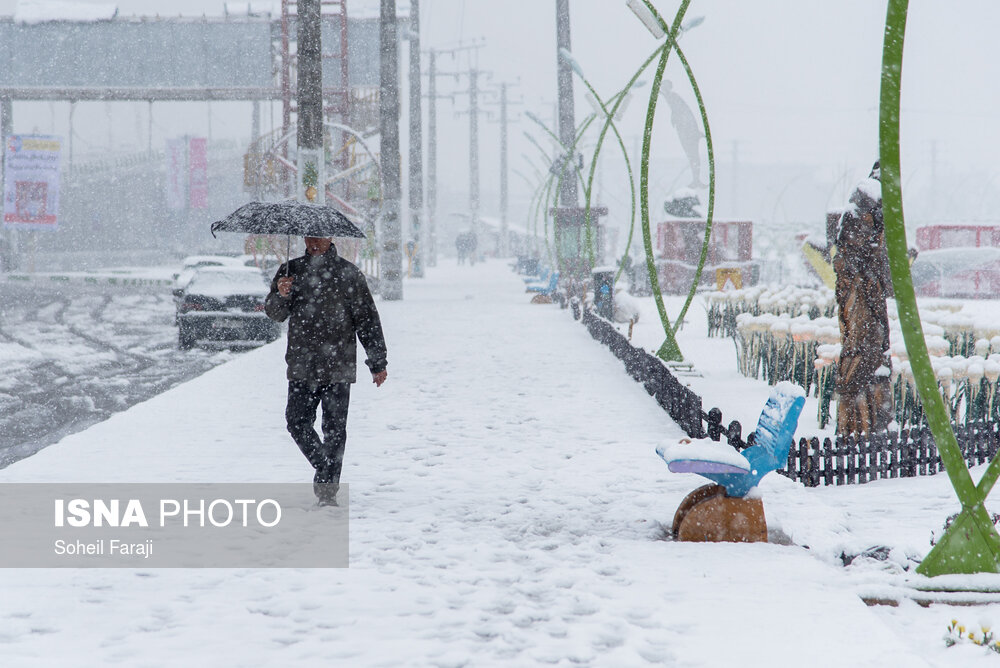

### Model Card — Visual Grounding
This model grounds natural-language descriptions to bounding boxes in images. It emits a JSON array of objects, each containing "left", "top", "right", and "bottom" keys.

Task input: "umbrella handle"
[{"left": 286, "top": 234, "right": 290, "bottom": 277}]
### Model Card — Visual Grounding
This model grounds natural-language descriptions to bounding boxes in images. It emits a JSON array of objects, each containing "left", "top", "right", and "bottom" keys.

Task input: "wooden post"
[
  {"left": 823, "top": 437, "right": 834, "bottom": 486},
  {"left": 808, "top": 437, "right": 821, "bottom": 487}
]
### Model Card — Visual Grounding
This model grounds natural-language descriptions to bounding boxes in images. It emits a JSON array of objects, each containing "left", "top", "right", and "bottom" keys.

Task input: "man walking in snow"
[{"left": 265, "top": 236, "right": 388, "bottom": 505}]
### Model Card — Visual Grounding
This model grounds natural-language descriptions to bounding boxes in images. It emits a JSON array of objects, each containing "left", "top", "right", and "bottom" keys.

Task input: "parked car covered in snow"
[
  {"left": 174, "top": 266, "right": 280, "bottom": 349},
  {"left": 173, "top": 255, "right": 250, "bottom": 289},
  {"left": 910, "top": 247, "right": 1000, "bottom": 298}
]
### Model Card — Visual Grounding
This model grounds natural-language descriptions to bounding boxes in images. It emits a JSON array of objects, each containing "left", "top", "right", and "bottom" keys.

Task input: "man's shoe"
[{"left": 313, "top": 481, "right": 339, "bottom": 506}]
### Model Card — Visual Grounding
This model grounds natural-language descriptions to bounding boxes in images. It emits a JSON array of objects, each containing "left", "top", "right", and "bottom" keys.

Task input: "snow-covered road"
[
  {"left": 0, "top": 283, "right": 238, "bottom": 466},
  {"left": 1, "top": 260, "right": 984, "bottom": 666}
]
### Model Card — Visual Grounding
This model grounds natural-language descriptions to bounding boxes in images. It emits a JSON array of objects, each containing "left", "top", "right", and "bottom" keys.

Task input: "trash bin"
[{"left": 592, "top": 268, "right": 615, "bottom": 320}]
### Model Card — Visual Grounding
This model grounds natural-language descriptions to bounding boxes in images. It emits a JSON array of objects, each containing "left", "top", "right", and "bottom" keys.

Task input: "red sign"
[{"left": 188, "top": 137, "right": 208, "bottom": 209}]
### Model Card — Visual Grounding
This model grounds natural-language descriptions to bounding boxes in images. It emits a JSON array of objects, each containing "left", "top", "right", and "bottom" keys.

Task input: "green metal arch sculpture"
[
  {"left": 880, "top": 0, "right": 1000, "bottom": 576},
  {"left": 580, "top": 0, "right": 715, "bottom": 362}
]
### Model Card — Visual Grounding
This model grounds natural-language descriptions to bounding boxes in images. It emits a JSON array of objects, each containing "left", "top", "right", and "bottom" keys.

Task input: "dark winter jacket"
[{"left": 265, "top": 247, "right": 387, "bottom": 384}]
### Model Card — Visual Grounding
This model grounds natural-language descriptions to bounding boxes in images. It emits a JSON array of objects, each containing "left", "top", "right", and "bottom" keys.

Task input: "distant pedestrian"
[
  {"left": 265, "top": 236, "right": 388, "bottom": 505},
  {"left": 456, "top": 231, "right": 478, "bottom": 265},
  {"left": 467, "top": 232, "right": 478, "bottom": 265}
]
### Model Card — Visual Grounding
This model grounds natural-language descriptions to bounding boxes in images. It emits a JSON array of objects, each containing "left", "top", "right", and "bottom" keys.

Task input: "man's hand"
[
  {"left": 277, "top": 276, "right": 294, "bottom": 297},
  {"left": 372, "top": 370, "right": 387, "bottom": 387}
]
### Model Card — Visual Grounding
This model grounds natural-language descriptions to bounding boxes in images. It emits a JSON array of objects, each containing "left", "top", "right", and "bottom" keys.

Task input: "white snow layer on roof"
[
  {"left": 14, "top": 0, "right": 117, "bottom": 23},
  {"left": 223, "top": 2, "right": 279, "bottom": 16}
]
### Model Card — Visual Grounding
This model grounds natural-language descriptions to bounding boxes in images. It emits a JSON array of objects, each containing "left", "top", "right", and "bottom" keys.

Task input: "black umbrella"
[
  {"left": 211, "top": 199, "right": 367, "bottom": 277},
  {"left": 210, "top": 199, "right": 366, "bottom": 239}
]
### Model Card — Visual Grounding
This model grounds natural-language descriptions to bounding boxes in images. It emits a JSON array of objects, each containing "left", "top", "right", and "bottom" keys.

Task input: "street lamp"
[
  {"left": 626, "top": 0, "right": 666, "bottom": 39},
  {"left": 626, "top": 0, "right": 704, "bottom": 40}
]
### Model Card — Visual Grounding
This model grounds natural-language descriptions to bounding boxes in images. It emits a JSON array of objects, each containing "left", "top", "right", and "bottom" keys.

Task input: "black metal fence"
[
  {"left": 581, "top": 309, "right": 704, "bottom": 438},
  {"left": 580, "top": 308, "right": 1000, "bottom": 487},
  {"left": 781, "top": 424, "right": 1000, "bottom": 487}
]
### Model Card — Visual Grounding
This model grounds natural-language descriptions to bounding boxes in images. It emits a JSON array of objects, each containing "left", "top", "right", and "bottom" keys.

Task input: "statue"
[
  {"left": 834, "top": 162, "right": 894, "bottom": 435},
  {"left": 660, "top": 80, "right": 706, "bottom": 189}
]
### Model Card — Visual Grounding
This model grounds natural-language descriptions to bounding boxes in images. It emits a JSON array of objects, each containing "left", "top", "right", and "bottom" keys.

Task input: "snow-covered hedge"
[
  {"left": 705, "top": 285, "right": 836, "bottom": 338},
  {"left": 722, "top": 293, "right": 1000, "bottom": 429}
]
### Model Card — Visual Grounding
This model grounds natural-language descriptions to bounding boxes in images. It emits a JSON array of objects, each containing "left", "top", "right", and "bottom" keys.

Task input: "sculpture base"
[{"left": 672, "top": 483, "right": 767, "bottom": 543}]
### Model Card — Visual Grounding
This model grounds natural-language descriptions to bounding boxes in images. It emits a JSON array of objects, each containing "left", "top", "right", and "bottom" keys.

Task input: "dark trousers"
[{"left": 285, "top": 381, "right": 351, "bottom": 486}]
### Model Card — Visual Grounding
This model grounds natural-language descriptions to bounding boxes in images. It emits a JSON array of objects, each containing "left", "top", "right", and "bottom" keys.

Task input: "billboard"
[
  {"left": 3, "top": 134, "right": 61, "bottom": 229},
  {"left": 164, "top": 136, "right": 208, "bottom": 210}
]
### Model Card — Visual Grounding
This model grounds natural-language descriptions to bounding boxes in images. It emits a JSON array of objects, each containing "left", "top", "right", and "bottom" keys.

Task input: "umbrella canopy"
[{"left": 210, "top": 200, "right": 366, "bottom": 239}]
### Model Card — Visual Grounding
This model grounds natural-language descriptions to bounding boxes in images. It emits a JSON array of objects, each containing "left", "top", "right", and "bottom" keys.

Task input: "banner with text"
[
  {"left": 0, "top": 483, "right": 349, "bottom": 568},
  {"left": 3, "top": 134, "right": 61, "bottom": 230}
]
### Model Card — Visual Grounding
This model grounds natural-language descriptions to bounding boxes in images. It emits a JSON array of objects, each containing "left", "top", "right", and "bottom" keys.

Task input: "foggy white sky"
[{"left": 4, "top": 0, "right": 1000, "bottom": 238}]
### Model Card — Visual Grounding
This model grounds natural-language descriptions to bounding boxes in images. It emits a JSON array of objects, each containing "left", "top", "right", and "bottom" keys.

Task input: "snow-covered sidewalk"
[{"left": 0, "top": 260, "right": 958, "bottom": 666}]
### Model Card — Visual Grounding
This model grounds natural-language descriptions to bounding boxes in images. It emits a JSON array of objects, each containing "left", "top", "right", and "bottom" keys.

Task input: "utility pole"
[
  {"left": 555, "top": 0, "right": 578, "bottom": 208},
  {"left": 930, "top": 139, "right": 938, "bottom": 219},
  {"left": 0, "top": 96, "right": 14, "bottom": 271},
  {"left": 469, "top": 67, "right": 480, "bottom": 240},
  {"left": 425, "top": 49, "right": 441, "bottom": 267},
  {"left": 68, "top": 102, "right": 75, "bottom": 168},
  {"left": 426, "top": 42, "right": 485, "bottom": 256},
  {"left": 407, "top": 0, "right": 424, "bottom": 277},
  {"left": 484, "top": 81, "right": 522, "bottom": 258},
  {"left": 423, "top": 42, "right": 480, "bottom": 267},
  {"left": 379, "top": 0, "right": 403, "bottom": 300},
  {"left": 731, "top": 139, "right": 739, "bottom": 214},
  {"left": 549, "top": 0, "right": 601, "bottom": 283},
  {"left": 251, "top": 100, "right": 262, "bottom": 200},
  {"left": 297, "top": 0, "right": 324, "bottom": 204},
  {"left": 499, "top": 82, "right": 509, "bottom": 257},
  {"left": 453, "top": 66, "right": 492, "bottom": 243}
]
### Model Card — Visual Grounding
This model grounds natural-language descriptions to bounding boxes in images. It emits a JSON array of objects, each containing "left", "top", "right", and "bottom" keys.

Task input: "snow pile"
[
  {"left": 612, "top": 287, "right": 642, "bottom": 323},
  {"left": 772, "top": 379, "right": 807, "bottom": 399},
  {"left": 656, "top": 437, "right": 751, "bottom": 471},
  {"left": 223, "top": 2, "right": 279, "bottom": 17}
]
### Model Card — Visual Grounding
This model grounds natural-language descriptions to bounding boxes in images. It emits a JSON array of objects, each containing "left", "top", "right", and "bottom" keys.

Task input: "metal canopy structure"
[
  {"left": 0, "top": 20, "right": 273, "bottom": 93},
  {"left": 0, "top": 6, "right": 381, "bottom": 104}
]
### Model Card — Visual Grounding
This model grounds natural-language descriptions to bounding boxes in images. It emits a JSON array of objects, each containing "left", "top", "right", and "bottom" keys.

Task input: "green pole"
[{"left": 880, "top": 0, "right": 1000, "bottom": 576}]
